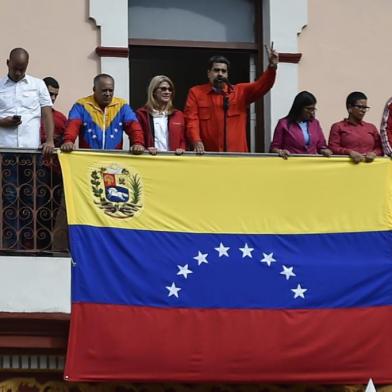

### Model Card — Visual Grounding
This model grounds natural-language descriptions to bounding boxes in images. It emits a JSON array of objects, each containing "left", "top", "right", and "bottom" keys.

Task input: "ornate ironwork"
[{"left": 0, "top": 150, "right": 68, "bottom": 253}]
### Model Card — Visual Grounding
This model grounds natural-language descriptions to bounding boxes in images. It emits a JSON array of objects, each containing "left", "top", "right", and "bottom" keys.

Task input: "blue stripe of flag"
[{"left": 69, "top": 226, "right": 392, "bottom": 310}]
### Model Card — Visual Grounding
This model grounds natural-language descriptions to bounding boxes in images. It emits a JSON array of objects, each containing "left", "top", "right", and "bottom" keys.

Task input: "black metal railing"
[{"left": 0, "top": 149, "right": 68, "bottom": 254}]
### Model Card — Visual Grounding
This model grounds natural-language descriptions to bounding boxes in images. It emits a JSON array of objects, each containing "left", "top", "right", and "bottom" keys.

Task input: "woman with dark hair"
[
  {"left": 328, "top": 91, "right": 382, "bottom": 163},
  {"left": 270, "top": 91, "right": 332, "bottom": 159},
  {"left": 136, "top": 75, "right": 185, "bottom": 154}
]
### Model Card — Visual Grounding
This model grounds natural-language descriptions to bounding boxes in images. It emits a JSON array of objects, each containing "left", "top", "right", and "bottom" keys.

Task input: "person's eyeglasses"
[
  {"left": 304, "top": 106, "right": 317, "bottom": 112},
  {"left": 352, "top": 105, "right": 370, "bottom": 111},
  {"left": 157, "top": 87, "right": 173, "bottom": 92}
]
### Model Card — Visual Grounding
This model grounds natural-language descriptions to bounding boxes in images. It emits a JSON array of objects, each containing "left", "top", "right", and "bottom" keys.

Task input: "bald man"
[
  {"left": 0, "top": 48, "right": 55, "bottom": 250},
  {"left": 0, "top": 48, "right": 54, "bottom": 155}
]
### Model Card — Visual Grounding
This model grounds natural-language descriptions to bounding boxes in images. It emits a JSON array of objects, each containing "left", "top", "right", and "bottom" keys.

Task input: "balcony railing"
[
  {"left": 0, "top": 150, "right": 68, "bottom": 254},
  {"left": 0, "top": 148, "right": 383, "bottom": 254}
]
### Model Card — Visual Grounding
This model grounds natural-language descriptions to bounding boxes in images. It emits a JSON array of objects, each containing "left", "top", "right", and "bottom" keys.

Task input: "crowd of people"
[
  {"left": 1, "top": 46, "right": 392, "bottom": 164},
  {"left": 0, "top": 46, "right": 277, "bottom": 157}
]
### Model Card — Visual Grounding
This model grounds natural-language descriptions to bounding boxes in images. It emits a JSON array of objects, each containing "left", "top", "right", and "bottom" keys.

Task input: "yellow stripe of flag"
[{"left": 58, "top": 151, "right": 392, "bottom": 234}]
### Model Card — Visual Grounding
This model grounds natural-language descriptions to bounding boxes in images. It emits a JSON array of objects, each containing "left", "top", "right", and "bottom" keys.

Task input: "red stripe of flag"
[{"left": 64, "top": 303, "right": 392, "bottom": 383}]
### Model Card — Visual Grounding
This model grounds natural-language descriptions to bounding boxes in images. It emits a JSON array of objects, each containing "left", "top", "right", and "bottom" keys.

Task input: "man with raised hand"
[{"left": 184, "top": 43, "right": 278, "bottom": 153}]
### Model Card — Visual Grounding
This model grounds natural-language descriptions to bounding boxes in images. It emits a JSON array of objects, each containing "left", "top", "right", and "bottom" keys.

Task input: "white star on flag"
[
  {"left": 193, "top": 251, "right": 208, "bottom": 265},
  {"left": 166, "top": 282, "right": 181, "bottom": 298},
  {"left": 239, "top": 243, "right": 254, "bottom": 258},
  {"left": 261, "top": 252, "right": 276, "bottom": 266},
  {"left": 177, "top": 264, "right": 193, "bottom": 279},
  {"left": 291, "top": 284, "right": 307, "bottom": 299},
  {"left": 280, "top": 265, "right": 296, "bottom": 280},
  {"left": 215, "top": 242, "right": 230, "bottom": 257}
]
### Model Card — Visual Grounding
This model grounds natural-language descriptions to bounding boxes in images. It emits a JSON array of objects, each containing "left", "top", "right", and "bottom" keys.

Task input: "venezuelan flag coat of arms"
[{"left": 90, "top": 163, "right": 143, "bottom": 219}]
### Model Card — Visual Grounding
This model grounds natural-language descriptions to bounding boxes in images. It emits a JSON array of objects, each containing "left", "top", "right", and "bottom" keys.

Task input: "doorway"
[
  {"left": 130, "top": 47, "right": 252, "bottom": 110},
  {"left": 129, "top": 46, "right": 254, "bottom": 149}
]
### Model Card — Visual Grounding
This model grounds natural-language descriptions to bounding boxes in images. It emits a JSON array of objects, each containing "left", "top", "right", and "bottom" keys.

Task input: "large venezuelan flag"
[{"left": 60, "top": 151, "right": 392, "bottom": 383}]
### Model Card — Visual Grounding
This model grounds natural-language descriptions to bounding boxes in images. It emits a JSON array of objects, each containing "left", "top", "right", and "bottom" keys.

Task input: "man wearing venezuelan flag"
[{"left": 61, "top": 73, "right": 144, "bottom": 153}]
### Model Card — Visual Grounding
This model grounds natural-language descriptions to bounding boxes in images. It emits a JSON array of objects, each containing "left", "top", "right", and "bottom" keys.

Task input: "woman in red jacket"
[
  {"left": 328, "top": 91, "right": 383, "bottom": 163},
  {"left": 270, "top": 91, "right": 332, "bottom": 159},
  {"left": 136, "top": 75, "right": 185, "bottom": 154}
]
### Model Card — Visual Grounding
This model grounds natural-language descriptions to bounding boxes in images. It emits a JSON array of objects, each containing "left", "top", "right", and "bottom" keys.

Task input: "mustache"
[
  {"left": 213, "top": 76, "right": 232, "bottom": 91},
  {"left": 214, "top": 76, "right": 229, "bottom": 84}
]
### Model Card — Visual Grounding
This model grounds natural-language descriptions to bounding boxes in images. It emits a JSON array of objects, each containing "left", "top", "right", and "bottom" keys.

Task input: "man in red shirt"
[
  {"left": 39, "top": 77, "right": 68, "bottom": 250},
  {"left": 184, "top": 44, "right": 278, "bottom": 153},
  {"left": 40, "top": 77, "right": 66, "bottom": 147}
]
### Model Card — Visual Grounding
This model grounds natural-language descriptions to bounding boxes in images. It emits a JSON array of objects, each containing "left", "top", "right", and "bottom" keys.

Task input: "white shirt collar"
[{"left": 4, "top": 74, "right": 28, "bottom": 86}]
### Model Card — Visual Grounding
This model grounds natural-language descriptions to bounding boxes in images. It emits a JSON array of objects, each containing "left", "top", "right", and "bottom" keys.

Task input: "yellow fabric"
[
  {"left": 76, "top": 96, "right": 128, "bottom": 130},
  {"left": 58, "top": 151, "right": 392, "bottom": 234}
]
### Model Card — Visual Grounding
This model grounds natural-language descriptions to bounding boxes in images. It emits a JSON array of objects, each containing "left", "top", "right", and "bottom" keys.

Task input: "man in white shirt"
[
  {"left": 0, "top": 48, "right": 54, "bottom": 154},
  {"left": 0, "top": 48, "right": 54, "bottom": 250}
]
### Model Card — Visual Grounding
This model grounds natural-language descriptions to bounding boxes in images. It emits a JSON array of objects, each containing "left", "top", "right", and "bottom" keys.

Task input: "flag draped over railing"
[{"left": 59, "top": 151, "right": 392, "bottom": 383}]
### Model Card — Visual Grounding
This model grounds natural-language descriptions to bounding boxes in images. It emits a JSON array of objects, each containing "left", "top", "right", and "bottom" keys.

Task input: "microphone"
[
  {"left": 223, "top": 95, "right": 229, "bottom": 111},
  {"left": 213, "top": 77, "right": 231, "bottom": 111}
]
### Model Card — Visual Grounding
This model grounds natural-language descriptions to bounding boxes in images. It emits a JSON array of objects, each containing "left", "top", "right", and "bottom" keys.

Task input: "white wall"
[
  {"left": 0, "top": 0, "right": 99, "bottom": 117},
  {"left": 90, "top": 0, "right": 130, "bottom": 102},
  {"left": 263, "top": 0, "right": 308, "bottom": 148},
  {"left": 0, "top": 257, "right": 71, "bottom": 313},
  {"left": 298, "top": 0, "right": 392, "bottom": 135}
]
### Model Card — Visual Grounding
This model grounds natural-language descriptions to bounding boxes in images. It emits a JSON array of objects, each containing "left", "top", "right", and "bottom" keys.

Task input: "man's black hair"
[
  {"left": 43, "top": 76, "right": 59, "bottom": 89},
  {"left": 93, "top": 73, "right": 114, "bottom": 86},
  {"left": 346, "top": 91, "right": 367, "bottom": 109},
  {"left": 207, "top": 55, "right": 230, "bottom": 71}
]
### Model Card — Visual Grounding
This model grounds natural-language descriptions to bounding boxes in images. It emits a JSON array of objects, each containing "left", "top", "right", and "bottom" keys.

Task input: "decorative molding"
[
  {"left": 0, "top": 378, "right": 360, "bottom": 392},
  {"left": 0, "top": 355, "right": 64, "bottom": 371},
  {"left": 95, "top": 46, "right": 129, "bottom": 58},
  {"left": 0, "top": 336, "right": 67, "bottom": 351},
  {"left": 0, "top": 312, "right": 69, "bottom": 321},
  {"left": 89, "top": 0, "right": 128, "bottom": 47},
  {"left": 0, "top": 313, "right": 69, "bottom": 352},
  {"left": 278, "top": 52, "right": 302, "bottom": 63},
  {"left": 129, "top": 38, "right": 257, "bottom": 51},
  {"left": 89, "top": 0, "right": 130, "bottom": 101}
]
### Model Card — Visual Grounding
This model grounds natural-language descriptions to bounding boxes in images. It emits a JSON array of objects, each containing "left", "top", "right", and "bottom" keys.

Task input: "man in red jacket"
[
  {"left": 40, "top": 77, "right": 66, "bottom": 147},
  {"left": 184, "top": 44, "right": 278, "bottom": 153}
]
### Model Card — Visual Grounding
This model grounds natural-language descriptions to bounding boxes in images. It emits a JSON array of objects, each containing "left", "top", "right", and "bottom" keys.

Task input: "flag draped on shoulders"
[{"left": 59, "top": 151, "right": 392, "bottom": 383}]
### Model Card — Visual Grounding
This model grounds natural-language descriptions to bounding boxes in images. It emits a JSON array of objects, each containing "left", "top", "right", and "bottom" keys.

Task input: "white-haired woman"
[{"left": 136, "top": 75, "right": 185, "bottom": 154}]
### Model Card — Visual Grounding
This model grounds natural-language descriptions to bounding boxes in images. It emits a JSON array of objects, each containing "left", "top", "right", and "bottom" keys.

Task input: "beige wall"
[
  {"left": 0, "top": 0, "right": 99, "bottom": 116},
  {"left": 298, "top": 0, "right": 392, "bottom": 136}
]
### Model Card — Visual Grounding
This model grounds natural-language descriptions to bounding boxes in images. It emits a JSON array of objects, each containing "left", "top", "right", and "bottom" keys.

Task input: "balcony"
[
  {"left": 0, "top": 150, "right": 70, "bottom": 378},
  {"left": 0, "top": 150, "right": 389, "bottom": 388},
  {"left": 0, "top": 149, "right": 68, "bottom": 254}
]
